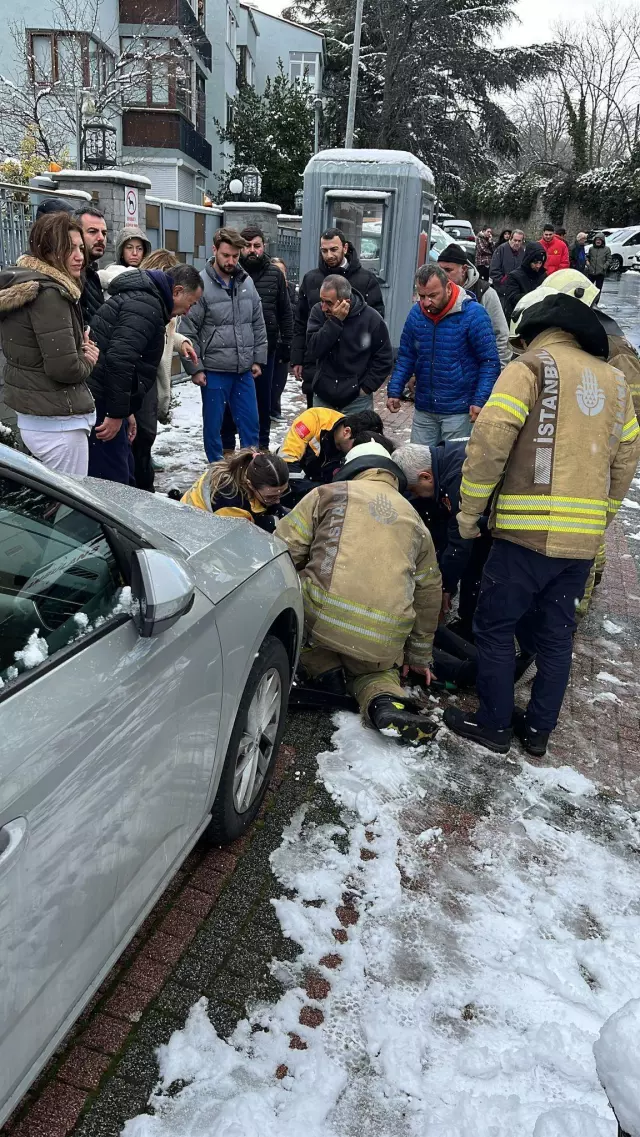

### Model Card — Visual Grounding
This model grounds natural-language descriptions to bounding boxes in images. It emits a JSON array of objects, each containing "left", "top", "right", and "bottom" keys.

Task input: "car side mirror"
[{"left": 131, "top": 549, "right": 195, "bottom": 638}]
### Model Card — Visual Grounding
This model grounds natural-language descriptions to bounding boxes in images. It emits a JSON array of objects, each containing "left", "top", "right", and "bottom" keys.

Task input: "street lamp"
[
  {"left": 294, "top": 188, "right": 303, "bottom": 214},
  {"left": 242, "top": 165, "right": 262, "bottom": 200},
  {"left": 228, "top": 177, "right": 243, "bottom": 199}
]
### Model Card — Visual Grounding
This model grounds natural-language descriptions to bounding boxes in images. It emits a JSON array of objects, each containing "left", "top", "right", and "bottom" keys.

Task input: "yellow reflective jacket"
[
  {"left": 279, "top": 407, "right": 344, "bottom": 466},
  {"left": 276, "top": 467, "right": 441, "bottom": 668},
  {"left": 458, "top": 328, "right": 640, "bottom": 559},
  {"left": 181, "top": 470, "right": 268, "bottom": 524}
]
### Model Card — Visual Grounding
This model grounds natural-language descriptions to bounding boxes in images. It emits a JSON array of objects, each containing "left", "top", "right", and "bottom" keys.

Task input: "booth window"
[{"left": 329, "top": 200, "right": 384, "bottom": 275}]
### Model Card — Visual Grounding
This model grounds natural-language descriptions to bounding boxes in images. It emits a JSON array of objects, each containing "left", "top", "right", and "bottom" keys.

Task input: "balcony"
[
  {"left": 118, "top": 0, "right": 212, "bottom": 69},
  {"left": 123, "top": 109, "right": 212, "bottom": 171}
]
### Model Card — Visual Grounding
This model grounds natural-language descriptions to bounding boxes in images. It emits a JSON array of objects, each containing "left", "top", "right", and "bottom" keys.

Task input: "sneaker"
[
  {"left": 511, "top": 707, "right": 549, "bottom": 759},
  {"left": 369, "top": 695, "right": 438, "bottom": 744},
  {"left": 443, "top": 707, "right": 512, "bottom": 754}
]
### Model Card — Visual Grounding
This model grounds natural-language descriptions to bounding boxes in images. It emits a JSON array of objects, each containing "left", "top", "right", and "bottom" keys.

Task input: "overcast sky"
[{"left": 252, "top": 0, "right": 595, "bottom": 44}]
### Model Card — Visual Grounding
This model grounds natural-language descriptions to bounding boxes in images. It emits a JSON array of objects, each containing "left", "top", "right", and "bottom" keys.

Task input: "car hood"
[{"left": 80, "top": 479, "right": 286, "bottom": 600}]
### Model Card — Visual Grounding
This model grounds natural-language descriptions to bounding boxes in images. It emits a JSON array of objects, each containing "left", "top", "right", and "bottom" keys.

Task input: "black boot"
[
  {"left": 306, "top": 667, "right": 347, "bottom": 696},
  {"left": 511, "top": 707, "right": 549, "bottom": 759},
  {"left": 369, "top": 695, "right": 438, "bottom": 744},
  {"left": 443, "top": 707, "right": 512, "bottom": 754}
]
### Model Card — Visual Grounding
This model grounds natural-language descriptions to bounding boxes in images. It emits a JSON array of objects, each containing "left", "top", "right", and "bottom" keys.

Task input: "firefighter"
[
  {"left": 275, "top": 441, "right": 442, "bottom": 744},
  {"left": 278, "top": 406, "right": 384, "bottom": 500},
  {"left": 444, "top": 289, "right": 640, "bottom": 757}
]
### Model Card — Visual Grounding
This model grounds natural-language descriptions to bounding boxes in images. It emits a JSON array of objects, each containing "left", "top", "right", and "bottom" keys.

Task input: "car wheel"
[
  {"left": 610, "top": 254, "right": 623, "bottom": 272},
  {"left": 208, "top": 635, "right": 290, "bottom": 843}
]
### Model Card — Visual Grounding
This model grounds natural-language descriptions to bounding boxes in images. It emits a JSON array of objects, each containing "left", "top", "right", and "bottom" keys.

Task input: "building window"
[
  {"left": 195, "top": 68, "right": 206, "bottom": 133},
  {"left": 27, "top": 30, "right": 114, "bottom": 87},
  {"left": 289, "top": 50, "right": 318, "bottom": 89},
  {"left": 226, "top": 6, "right": 237, "bottom": 53},
  {"left": 236, "top": 45, "right": 254, "bottom": 87},
  {"left": 226, "top": 96, "right": 234, "bottom": 128},
  {"left": 121, "top": 38, "right": 193, "bottom": 115}
]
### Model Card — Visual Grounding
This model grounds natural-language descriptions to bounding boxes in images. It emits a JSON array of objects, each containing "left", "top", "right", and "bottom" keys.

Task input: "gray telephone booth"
[{"left": 300, "top": 148, "right": 436, "bottom": 350}]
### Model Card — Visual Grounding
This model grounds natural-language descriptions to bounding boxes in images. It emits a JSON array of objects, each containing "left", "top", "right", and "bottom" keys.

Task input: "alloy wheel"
[{"left": 233, "top": 667, "right": 282, "bottom": 813}]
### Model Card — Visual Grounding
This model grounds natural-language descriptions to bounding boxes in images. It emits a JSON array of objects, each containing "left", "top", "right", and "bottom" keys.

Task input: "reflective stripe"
[
  {"left": 461, "top": 477, "right": 497, "bottom": 498},
  {"left": 621, "top": 417, "right": 640, "bottom": 441},
  {"left": 608, "top": 498, "right": 622, "bottom": 511},
  {"left": 415, "top": 565, "right": 439, "bottom": 581},
  {"left": 289, "top": 512, "right": 312, "bottom": 540},
  {"left": 497, "top": 494, "right": 607, "bottom": 517},
  {"left": 485, "top": 393, "right": 528, "bottom": 424},
  {"left": 303, "top": 579, "right": 410, "bottom": 628},
  {"left": 313, "top": 611, "right": 398, "bottom": 645},
  {"left": 498, "top": 493, "right": 607, "bottom": 507},
  {"left": 496, "top": 513, "right": 605, "bottom": 534}
]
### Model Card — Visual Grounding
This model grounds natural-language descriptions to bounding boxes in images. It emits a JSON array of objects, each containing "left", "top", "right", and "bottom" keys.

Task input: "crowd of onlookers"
[{"left": 473, "top": 223, "right": 612, "bottom": 318}]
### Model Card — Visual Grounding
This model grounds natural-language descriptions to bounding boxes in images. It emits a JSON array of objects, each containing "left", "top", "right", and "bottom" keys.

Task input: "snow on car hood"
[{"left": 81, "top": 478, "right": 280, "bottom": 559}]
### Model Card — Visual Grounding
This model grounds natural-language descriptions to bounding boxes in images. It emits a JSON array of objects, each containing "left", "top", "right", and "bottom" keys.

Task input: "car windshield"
[{"left": 445, "top": 223, "right": 474, "bottom": 240}]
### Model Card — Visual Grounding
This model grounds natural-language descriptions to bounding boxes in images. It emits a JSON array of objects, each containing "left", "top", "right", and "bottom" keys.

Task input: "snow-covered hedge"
[
  {"left": 466, "top": 152, "right": 640, "bottom": 226},
  {"left": 471, "top": 171, "right": 551, "bottom": 218}
]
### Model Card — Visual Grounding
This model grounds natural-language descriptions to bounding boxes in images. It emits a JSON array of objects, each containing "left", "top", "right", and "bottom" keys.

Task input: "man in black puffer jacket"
[
  {"left": 221, "top": 226, "right": 293, "bottom": 451},
  {"left": 88, "top": 264, "right": 202, "bottom": 483},
  {"left": 306, "top": 276, "right": 392, "bottom": 412},
  {"left": 292, "top": 228, "right": 385, "bottom": 407}
]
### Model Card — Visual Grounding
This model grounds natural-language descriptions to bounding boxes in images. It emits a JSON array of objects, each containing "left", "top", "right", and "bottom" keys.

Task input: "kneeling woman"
[{"left": 182, "top": 450, "right": 290, "bottom": 531}]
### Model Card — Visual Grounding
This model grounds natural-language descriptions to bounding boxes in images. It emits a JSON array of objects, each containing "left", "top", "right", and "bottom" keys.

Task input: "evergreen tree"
[
  {"left": 217, "top": 66, "right": 314, "bottom": 212},
  {"left": 284, "top": 0, "right": 549, "bottom": 198}
]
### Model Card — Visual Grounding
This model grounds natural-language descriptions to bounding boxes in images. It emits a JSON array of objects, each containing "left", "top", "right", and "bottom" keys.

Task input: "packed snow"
[
  {"left": 123, "top": 707, "right": 640, "bottom": 1137},
  {"left": 14, "top": 629, "right": 49, "bottom": 670},
  {"left": 602, "top": 620, "right": 623, "bottom": 635},
  {"left": 594, "top": 999, "right": 640, "bottom": 1135}
]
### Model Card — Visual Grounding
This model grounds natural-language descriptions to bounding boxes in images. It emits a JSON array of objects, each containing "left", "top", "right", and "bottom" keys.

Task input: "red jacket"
[{"left": 541, "top": 235, "right": 570, "bottom": 274}]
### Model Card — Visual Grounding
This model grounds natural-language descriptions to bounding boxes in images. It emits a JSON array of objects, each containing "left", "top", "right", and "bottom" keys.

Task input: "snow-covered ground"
[
  {"left": 153, "top": 380, "right": 307, "bottom": 494},
  {"left": 123, "top": 710, "right": 640, "bottom": 1137}
]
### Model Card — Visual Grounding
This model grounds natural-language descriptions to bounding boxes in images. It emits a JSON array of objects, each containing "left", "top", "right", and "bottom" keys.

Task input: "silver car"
[{"left": 0, "top": 445, "right": 302, "bottom": 1125}]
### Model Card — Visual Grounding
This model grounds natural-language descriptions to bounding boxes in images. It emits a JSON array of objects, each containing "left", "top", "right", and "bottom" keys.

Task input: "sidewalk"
[{"left": 3, "top": 385, "right": 639, "bottom": 1137}]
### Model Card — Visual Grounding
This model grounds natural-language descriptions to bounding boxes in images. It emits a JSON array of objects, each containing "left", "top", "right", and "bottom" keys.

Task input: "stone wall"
[
  {"left": 467, "top": 191, "right": 603, "bottom": 241},
  {"left": 54, "top": 170, "right": 151, "bottom": 262}
]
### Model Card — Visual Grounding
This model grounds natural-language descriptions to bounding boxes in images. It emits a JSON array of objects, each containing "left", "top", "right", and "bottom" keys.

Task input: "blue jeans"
[
  {"left": 221, "top": 354, "right": 275, "bottom": 451},
  {"left": 313, "top": 392, "right": 374, "bottom": 414},
  {"left": 411, "top": 409, "right": 471, "bottom": 445},
  {"left": 474, "top": 539, "right": 592, "bottom": 732},
  {"left": 201, "top": 371, "right": 259, "bottom": 463}
]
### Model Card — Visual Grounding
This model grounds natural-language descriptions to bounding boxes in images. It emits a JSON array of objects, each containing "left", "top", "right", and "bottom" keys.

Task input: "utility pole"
[{"left": 344, "top": 0, "right": 364, "bottom": 148}]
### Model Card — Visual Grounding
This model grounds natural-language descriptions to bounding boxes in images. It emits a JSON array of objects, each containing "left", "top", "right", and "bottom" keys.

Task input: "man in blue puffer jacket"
[{"left": 387, "top": 263, "right": 501, "bottom": 445}]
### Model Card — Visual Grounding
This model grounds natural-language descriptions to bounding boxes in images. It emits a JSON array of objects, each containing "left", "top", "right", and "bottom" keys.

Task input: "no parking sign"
[{"left": 125, "top": 186, "right": 139, "bottom": 227}]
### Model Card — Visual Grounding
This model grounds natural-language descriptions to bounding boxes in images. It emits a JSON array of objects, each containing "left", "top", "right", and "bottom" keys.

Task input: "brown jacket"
[
  {"left": 276, "top": 467, "right": 442, "bottom": 668},
  {"left": 458, "top": 328, "right": 640, "bottom": 559},
  {"left": 607, "top": 333, "right": 640, "bottom": 424},
  {"left": 0, "top": 256, "right": 94, "bottom": 417}
]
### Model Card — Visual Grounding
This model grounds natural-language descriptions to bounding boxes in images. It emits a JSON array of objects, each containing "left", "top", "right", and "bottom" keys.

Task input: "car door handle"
[{"left": 0, "top": 818, "right": 28, "bottom": 872}]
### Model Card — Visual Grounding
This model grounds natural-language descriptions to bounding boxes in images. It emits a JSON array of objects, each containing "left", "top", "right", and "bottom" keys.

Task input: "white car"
[
  {"left": 440, "top": 218, "right": 476, "bottom": 261},
  {"left": 428, "top": 222, "right": 466, "bottom": 263},
  {"left": 586, "top": 226, "right": 640, "bottom": 273}
]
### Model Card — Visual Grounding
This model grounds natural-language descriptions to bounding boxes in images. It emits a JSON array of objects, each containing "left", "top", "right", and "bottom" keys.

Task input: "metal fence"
[
  {"left": 0, "top": 184, "right": 32, "bottom": 270},
  {"left": 275, "top": 231, "right": 302, "bottom": 285}
]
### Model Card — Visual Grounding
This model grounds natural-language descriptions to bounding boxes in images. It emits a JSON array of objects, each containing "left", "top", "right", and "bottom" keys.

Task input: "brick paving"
[{"left": 3, "top": 385, "right": 639, "bottom": 1137}]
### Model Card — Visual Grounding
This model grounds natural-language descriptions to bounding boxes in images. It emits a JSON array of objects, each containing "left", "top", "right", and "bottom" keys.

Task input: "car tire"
[
  {"left": 208, "top": 635, "right": 290, "bottom": 843},
  {"left": 610, "top": 254, "right": 623, "bottom": 273}
]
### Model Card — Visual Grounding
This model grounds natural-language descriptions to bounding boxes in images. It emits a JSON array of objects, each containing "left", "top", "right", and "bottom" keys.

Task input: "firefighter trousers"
[{"left": 473, "top": 539, "right": 592, "bottom": 733}]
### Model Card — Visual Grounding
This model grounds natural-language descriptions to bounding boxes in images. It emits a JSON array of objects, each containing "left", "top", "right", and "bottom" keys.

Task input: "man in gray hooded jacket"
[
  {"left": 178, "top": 227, "right": 268, "bottom": 461},
  {"left": 438, "top": 244, "right": 511, "bottom": 368}
]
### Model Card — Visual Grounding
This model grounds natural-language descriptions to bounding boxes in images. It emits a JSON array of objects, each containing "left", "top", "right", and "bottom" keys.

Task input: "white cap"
[{"left": 343, "top": 440, "right": 391, "bottom": 464}]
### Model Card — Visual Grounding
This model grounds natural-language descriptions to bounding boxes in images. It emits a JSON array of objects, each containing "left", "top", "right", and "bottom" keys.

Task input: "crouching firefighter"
[
  {"left": 275, "top": 441, "right": 442, "bottom": 743},
  {"left": 278, "top": 406, "right": 384, "bottom": 501},
  {"left": 444, "top": 288, "right": 640, "bottom": 758}
]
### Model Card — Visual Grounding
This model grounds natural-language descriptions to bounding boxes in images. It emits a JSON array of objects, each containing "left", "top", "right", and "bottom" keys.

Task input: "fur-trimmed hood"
[{"left": 0, "top": 254, "right": 81, "bottom": 316}]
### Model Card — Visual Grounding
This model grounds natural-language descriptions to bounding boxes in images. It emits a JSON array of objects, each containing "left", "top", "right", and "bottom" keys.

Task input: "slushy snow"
[{"left": 123, "top": 707, "right": 640, "bottom": 1137}]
